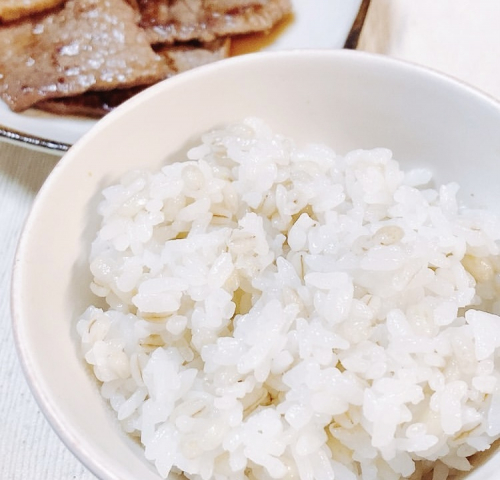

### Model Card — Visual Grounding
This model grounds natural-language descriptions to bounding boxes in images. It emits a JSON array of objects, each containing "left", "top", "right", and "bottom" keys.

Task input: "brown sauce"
[{"left": 230, "top": 12, "right": 294, "bottom": 56}]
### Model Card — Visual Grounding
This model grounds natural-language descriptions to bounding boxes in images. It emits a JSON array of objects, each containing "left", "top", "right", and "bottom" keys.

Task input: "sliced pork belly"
[
  {"left": 36, "top": 38, "right": 230, "bottom": 117},
  {"left": 0, "top": 0, "right": 167, "bottom": 112},
  {"left": 156, "top": 37, "right": 230, "bottom": 73},
  {"left": 136, "top": 0, "right": 292, "bottom": 44},
  {"left": 35, "top": 86, "right": 146, "bottom": 117}
]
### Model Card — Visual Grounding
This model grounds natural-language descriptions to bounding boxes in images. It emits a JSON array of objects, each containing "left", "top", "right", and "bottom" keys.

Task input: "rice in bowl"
[{"left": 77, "top": 118, "right": 500, "bottom": 480}]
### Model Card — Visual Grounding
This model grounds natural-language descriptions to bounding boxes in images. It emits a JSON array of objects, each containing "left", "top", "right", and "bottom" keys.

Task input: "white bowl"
[{"left": 11, "top": 50, "right": 500, "bottom": 480}]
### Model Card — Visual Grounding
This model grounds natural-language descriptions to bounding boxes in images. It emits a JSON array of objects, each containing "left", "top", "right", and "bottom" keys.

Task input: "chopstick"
[
  {"left": 0, "top": 124, "right": 70, "bottom": 153},
  {"left": 344, "top": 0, "right": 371, "bottom": 49}
]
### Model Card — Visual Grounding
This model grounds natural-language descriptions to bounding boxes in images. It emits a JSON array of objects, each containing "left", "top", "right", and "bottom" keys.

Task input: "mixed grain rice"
[{"left": 78, "top": 118, "right": 500, "bottom": 480}]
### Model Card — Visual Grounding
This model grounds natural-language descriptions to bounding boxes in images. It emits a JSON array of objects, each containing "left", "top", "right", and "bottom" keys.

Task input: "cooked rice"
[{"left": 78, "top": 118, "right": 500, "bottom": 480}]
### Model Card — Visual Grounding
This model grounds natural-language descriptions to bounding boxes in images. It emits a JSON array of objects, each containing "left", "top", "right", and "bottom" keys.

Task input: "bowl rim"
[{"left": 10, "top": 48, "right": 500, "bottom": 480}]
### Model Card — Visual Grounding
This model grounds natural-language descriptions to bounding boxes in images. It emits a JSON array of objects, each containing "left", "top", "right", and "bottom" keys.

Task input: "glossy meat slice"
[
  {"left": 0, "top": 0, "right": 168, "bottom": 112},
  {"left": 0, "top": 0, "right": 65, "bottom": 22},
  {"left": 35, "top": 87, "right": 146, "bottom": 117},
  {"left": 36, "top": 38, "right": 230, "bottom": 117},
  {"left": 136, "top": 0, "right": 292, "bottom": 44},
  {"left": 156, "top": 37, "right": 230, "bottom": 74}
]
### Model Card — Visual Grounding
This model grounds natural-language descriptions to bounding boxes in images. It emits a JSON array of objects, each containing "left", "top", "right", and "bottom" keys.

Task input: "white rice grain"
[{"left": 78, "top": 118, "right": 500, "bottom": 480}]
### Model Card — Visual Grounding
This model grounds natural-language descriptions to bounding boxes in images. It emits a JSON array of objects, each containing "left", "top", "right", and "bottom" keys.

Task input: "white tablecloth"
[
  {"left": 0, "top": 143, "right": 97, "bottom": 479},
  {"left": 1, "top": 1, "right": 500, "bottom": 478},
  {"left": 357, "top": 0, "right": 500, "bottom": 101}
]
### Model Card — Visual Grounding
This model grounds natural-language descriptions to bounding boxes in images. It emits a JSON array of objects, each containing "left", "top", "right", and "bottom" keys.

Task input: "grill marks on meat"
[
  {"left": 0, "top": 0, "right": 168, "bottom": 112},
  {"left": 136, "top": 0, "right": 292, "bottom": 44},
  {"left": 0, "top": 0, "right": 291, "bottom": 117}
]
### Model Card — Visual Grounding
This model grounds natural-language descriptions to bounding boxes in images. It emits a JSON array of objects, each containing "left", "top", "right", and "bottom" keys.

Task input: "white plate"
[{"left": 0, "top": 0, "right": 363, "bottom": 155}]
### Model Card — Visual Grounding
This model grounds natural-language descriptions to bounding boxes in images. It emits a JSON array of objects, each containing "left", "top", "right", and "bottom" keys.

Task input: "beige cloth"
[
  {"left": 357, "top": 0, "right": 500, "bottom": 101},
  {"left": 0, "top": 143, "right": 97, "bottom": 479}
]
